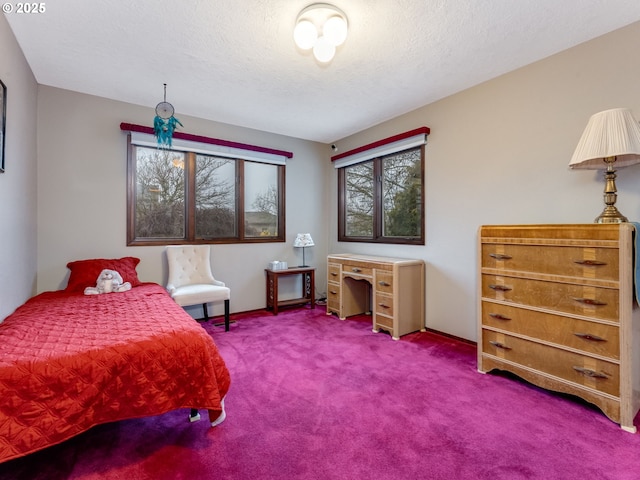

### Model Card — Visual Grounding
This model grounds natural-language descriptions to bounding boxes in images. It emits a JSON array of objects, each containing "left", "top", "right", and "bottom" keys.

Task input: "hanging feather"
[{"left": 154, "top": 115, "right": 183, "bottom": 148}]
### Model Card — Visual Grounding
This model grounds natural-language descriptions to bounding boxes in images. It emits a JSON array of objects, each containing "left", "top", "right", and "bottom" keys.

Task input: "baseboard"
[{"left": 422, "top": 327, "right": 476, "bottom": 347}]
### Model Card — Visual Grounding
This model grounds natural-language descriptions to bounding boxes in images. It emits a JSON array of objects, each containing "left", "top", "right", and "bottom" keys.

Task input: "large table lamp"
[
  {"left": 569, "top": 108, "right": 640, "bottom": 223},
  {"left": 293, "top": 233, "right": 314, "bottom": 267}
]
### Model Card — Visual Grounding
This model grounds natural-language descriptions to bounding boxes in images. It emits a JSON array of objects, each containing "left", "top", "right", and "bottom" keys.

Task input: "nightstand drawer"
[
  {"left": 481, "top": 274, "right": 619, "bottom": 322},
  {"left": 482, "top": 244, "right": 619, "bottom": 281},
  {"left": 482, "top": 330, "right": 620, "bottom": 396},
  {"left": 481, "top": 301, "right": 620, "bottom": 359}
]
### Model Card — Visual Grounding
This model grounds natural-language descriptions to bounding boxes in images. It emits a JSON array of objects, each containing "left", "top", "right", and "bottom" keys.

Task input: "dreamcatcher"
[{"left": 154, "top": 83, "right": 183, "bottom": 148}]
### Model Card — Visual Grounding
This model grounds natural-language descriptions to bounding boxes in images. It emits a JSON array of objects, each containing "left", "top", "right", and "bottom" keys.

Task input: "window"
[
  {"left": 126, "top": 135, "right": 286, "bottom": 245},
  {"left": 335, "top": 128, "right": 427, "bottom": 245}
]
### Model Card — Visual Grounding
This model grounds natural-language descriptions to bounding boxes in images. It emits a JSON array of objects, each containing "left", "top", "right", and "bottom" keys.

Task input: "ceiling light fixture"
[{"left": 293, "top": 3, "right": 348, "bottom": 63}]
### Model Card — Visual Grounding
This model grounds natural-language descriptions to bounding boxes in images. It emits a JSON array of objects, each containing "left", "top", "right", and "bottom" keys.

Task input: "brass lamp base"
[
  {"left": 594, "top": 160, "right": 628, "bottom": 224},
  {"left": 595, "top": 206, "right": 628, "bottom": 223}
]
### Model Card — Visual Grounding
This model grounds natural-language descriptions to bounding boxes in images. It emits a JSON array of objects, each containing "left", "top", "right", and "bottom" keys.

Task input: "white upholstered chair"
[{"left": 165, "top": 245, "right": 231, "bottom": 331}]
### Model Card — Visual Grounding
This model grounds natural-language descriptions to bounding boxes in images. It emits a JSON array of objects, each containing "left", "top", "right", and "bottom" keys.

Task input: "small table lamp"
[
  {"left": 569, "top": 108, "right": 640, "bottom": 223},
  {"left": 293, "top": 233, "right": 315, "bottom": 267}
]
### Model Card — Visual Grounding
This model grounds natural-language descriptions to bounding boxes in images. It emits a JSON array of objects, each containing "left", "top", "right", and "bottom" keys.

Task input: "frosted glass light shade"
[
  {"left": 293, "top": 20, "right": 318, "bottom": 50},
  {"left": 313, "top": 36, "right": 336, "bottom": 63},
  {"left": 294, "top": 3, "right": 348, "bottom": 63},
  {"left": 570, "top": 108, "right": 640, "bottom": 169},
  {"left": 323, "top": 15, "right": 348, "bottom": 46}
]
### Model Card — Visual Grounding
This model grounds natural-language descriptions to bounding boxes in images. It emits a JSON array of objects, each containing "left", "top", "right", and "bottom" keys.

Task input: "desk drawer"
[
  {"left": 375, "top": 313, "right": 394, "bottom": 329},
  {"left": 374, "top": 293, "right": 394, "bottom": 317},
  {"left": 375, "top": 271, "right": 393, "bottom": 294},
  {"left": 327, "top": 282, "right": 341, "bottom": 304},
  {"left": 341, "top": 263, "right": 372, "bottom": 279},
  {"left": 482, "top": 330, "right": 620, "bottom": 396},
  {"left": 328, "top": 263, "right": 341, "bottom": 280}
]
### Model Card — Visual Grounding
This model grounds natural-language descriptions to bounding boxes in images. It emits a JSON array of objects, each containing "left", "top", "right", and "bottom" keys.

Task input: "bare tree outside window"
[
  {"left": 127, "top": 138, "right": 285, "bottom": 245},
  {"left": 195, "top": 155, "right": 236, "bottom": 239},
  {"left": 245, "top": 162, "right": 279, "bottom": 237},
  {"left": 135, "top": 147, "right": 185, "bottom": 238},
  {"left": 345, "top": 162, "right": 374, "bottom": 236},
  {"left": 338, "top": 146, "right": 424, "bottom": 244},
  {"left": 382, "top": 149, "right": 422, "bottom": 237}
]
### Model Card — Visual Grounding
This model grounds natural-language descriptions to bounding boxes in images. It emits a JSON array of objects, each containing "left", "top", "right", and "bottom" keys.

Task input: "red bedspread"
[{"left": 0, "top": 283, "right": 230, "bottom": 463}]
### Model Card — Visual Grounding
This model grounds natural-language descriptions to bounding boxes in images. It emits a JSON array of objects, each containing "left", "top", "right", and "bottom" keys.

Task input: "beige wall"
[
  {"left": 329, "top": 21, "right": 640, "bottom": 340},
  {"left": 36, "top": 87, "right": 329, "bottom": 317},
  {"left": 6, "top": 16, "right": 640, "bottom": 340},
  {"left": 0, "top": 15, "right": 38, "bottom": 320}
]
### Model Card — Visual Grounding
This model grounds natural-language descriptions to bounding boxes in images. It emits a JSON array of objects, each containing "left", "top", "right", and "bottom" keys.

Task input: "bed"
[{"left": 0, "top": 257, "right": 231, "bottom": 463}]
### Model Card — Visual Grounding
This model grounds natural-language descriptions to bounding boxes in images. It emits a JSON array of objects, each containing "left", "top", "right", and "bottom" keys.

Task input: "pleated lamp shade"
[{"left": 570, "top": 108, "right": 640, "bottom": 169}]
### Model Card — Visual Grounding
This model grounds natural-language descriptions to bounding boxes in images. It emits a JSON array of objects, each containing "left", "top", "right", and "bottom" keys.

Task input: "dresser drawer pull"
[
  {"left": 572, "top": 366, "right": 609, "bottom": 379},
  {"left": 329, "top": 290, "right": 338, "bottom": 295},
  {"left": 330, "top": 272, "right": 338, "bottom": 276},
  {"left": 489, "top": 313, "right": 511, "bottom": 321},
  {"left": 351, "top": 267, "right": 362, "bottom": 273},
  {"left": 571, "top": 297, "right": 607, "bottom": 306},
  {"left": 489, "top": 284, "right": 512, "bottom": 292},
  {"left": 378, "top": 281, "right": 391, "bottom": 287},
  {"left": 489, "top": 341, "right": 511, "bottom": 350},
  {"left": 573, "top": 332, "right": 606, "bottom": 342},
  {"left": 378, "top": 303, "right": 391, "bottom": 309},
  {"left": 573, "top": 260, "right": 608, "bottom": 266},
  {"left": 489, "top": 253, "right": 512, "bottom": 260}
]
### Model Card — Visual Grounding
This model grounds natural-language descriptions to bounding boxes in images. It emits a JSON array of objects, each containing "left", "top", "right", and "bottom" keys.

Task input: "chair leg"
[
  {"left": 224, "top": 299, "right": 230, "bottom": 331},
  {"left": 203, "top": 303, "right": 209, "bottom": 321}
]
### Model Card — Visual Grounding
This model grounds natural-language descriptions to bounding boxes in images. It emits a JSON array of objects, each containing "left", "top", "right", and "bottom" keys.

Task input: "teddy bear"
[{"left": 84, "top": 269, "right": 132, "bottom": 295}]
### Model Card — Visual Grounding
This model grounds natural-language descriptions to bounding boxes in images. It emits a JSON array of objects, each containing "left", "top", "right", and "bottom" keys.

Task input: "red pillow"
[{"left": 65, "top": 257, "right": 142, "bottom": 293}]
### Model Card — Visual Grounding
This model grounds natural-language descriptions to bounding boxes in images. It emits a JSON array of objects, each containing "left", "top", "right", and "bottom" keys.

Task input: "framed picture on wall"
[{"left": 0, "top": 79, "right": 5, "bottom": 173}]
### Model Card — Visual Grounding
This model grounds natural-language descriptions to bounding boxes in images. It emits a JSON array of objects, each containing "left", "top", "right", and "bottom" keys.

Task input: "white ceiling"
[{"left": 5, "top": 1, "right": 640, "bottom": 143}]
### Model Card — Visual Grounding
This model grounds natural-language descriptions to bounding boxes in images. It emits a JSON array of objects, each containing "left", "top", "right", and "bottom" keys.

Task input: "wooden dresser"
[
  {"left": 478, "top": 224, "right": 640, "bottom": 431},
  {"left": 327, "top": 253, "right": 425, "bottom": 340}
]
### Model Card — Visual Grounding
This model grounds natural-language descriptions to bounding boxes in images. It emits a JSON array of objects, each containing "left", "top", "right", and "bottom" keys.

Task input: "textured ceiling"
[{"left": 5, "top": 1, "right": 640, "bottom": 143}]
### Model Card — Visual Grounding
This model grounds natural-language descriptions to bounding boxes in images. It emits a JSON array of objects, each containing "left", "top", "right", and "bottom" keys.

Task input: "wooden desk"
[
  {"left": 327, "top": 254, "right": 425, "bottom": 340},
  {"left": 265, "top": 267, "right": 315, "bottom": 315}
]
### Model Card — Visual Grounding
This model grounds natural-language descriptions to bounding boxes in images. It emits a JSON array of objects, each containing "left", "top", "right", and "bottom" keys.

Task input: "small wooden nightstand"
[{"left": 265, "top": 267, "right": 316, "bottom": 315}]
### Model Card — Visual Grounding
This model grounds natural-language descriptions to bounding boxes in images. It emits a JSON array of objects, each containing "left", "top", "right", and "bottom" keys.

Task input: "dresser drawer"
[
  {"left": 374, "top": 293, "right": 394, "bottom": 316},
  {"left": 482, "top": 330, "right": 620, "bottom": 396},
  {"left": 375, "top": 271, "right": 394, "bottom": 294},
  {"left": 481, "top": 302, "right": 619, "bottom": 359},
  {"left": 482, "top": 244, "right": 619, "bottom": 281},
  {"left": 481, "top": 274, "right": 619, "bottom": 322}
]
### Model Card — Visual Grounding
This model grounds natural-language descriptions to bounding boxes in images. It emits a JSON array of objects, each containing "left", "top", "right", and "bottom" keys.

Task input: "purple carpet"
[{"left": 2, "top": 307, "right": 640, "bottom": 479}]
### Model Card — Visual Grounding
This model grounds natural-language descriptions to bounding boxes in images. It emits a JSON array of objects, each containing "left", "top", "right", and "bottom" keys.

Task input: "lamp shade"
[
  {"left": 569, "top": 108, "right": 640, "bottom": 169},
  {"left": 293, "top": 233, "right": 315, "bottom": 247}
]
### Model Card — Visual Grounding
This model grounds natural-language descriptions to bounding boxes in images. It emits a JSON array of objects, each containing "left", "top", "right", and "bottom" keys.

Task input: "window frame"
[
  {"left": 126, "top": 135, "right": 286, "bottom": 246},
  {"left": 337, "top": 144, "right": 425, "bottom": 245}
]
